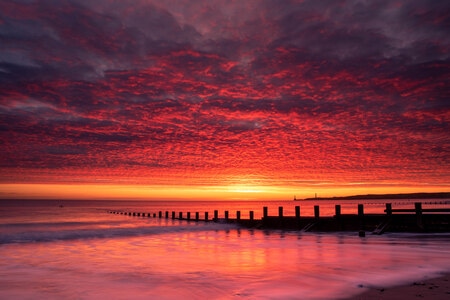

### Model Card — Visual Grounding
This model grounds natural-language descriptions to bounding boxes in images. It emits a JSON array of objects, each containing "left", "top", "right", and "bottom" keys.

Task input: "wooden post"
[
  {"left": 153, "top": 213, "right": 156, "bottom": 218},
  {"left": 335, "top": 205, "right": 341, "bottom": 217},
  {"left": 385, "top": 203, "right": 392, "bottom": 216},
  {"left": 205, "top": 212, "right": 209, "bottom": 221},
  {"left": 133, "top": 212, "right": 136, "bottom": 216},
  {"left": 263, "top": 207, "right": 268, "bottom": 219},
  {"left": 214, "top": 210, "right": 218, "bottom": 222},
  {"left": 165, "top": 211, "right": 168, "bottom": 218},
  {"left": 358, "top": 204, "right": 364, "bottom": 217},
  {"left": 224, "top": 211, "right": 229, "bottom": 222},
  {"left": 278, "top": 206, "right": 283, "bottom": 218},
  {"left": 358, "top": 204, "right": 365, "bottom": 236},
  {"left": 295, "top": 206, "right": 300, "bottom": 219},
  {"left": 195, "top": 212, "right": 199, "bottom": 221},
  {"left": 172, "top": 211, "right": 175, "bottom": 219},
  {"left": 314, "top": 205, "right": 320, "bottom": 219},
  {"left": 187, "top": 212, "right": 191, "bottom": 220},
  {"left": 179, "top": 212, "right": 183, "bottom": 219},
  {"left": 249, "top": 211, "right": 254, "bottom": 221},
  {"left": 415, "top": 202, "right": 423, "bottom": 229},
  {"left": 236, "top": 211, "right": 241, "bottom": 221}
]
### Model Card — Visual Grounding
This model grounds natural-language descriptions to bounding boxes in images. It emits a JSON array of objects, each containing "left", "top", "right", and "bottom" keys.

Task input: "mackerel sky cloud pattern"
[{"left": 0, "top": 0, "right": 449, "bottom": 196}]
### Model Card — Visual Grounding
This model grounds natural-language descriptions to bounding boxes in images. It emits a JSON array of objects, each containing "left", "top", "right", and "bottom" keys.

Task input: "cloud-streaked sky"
[{"left": 1, "top": 0, "right": 449, "bottom": 200}]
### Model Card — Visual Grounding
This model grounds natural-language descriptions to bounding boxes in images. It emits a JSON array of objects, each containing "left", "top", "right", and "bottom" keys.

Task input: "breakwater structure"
[{"left": 108, "top": 202, "right": 450, "bottom": 236}]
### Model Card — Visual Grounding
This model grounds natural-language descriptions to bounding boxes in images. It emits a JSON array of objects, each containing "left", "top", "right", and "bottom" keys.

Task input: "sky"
[{"left": 0, "top": 0, "right": 449, "bottom": 200}]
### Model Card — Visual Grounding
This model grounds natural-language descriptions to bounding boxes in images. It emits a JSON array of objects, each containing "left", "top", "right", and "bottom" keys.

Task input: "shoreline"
[{"left": 343, "top": 273, "right": 450, "bottom": 300}]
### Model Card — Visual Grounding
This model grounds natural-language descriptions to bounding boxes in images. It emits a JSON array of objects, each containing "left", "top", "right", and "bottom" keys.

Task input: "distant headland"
[{"left": 303, "top": 192, "right": 450, "bottom": 200}]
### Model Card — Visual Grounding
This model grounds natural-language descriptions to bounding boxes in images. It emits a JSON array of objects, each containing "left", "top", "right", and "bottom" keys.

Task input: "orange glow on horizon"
[{"left": 1, "top": 183, "right": 448, "bottom": 201}]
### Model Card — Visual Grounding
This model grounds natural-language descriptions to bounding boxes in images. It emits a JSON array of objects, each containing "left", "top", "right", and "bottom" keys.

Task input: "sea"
[{"left": 1, "top": 199, "right": 449, "bottom": 300}]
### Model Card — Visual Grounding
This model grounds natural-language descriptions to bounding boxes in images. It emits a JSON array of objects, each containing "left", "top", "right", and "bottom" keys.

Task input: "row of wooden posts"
[
  {"left": 108, "top": 202, "right": 450, "bottom": 235},
  {"left": 110, "top": 209, "right": 254, "bottom": 221},
  {"left": 109, "top": 202, "right": 431, "bottom": 221}
]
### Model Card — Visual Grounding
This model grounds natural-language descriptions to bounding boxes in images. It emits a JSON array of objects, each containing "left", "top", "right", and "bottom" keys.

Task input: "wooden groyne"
[{"left": 108, "top": 202, "right": 450, "bottom": 235}]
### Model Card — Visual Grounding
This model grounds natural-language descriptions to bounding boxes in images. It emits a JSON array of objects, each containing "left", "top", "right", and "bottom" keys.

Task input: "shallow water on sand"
[{"left": 1, "top": 200, "right": 449, "bottom": 299}]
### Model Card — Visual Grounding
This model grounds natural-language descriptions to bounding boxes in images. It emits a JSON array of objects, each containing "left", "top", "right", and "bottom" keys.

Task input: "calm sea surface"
[{"left": 1, "top": 199, "right": 449, "bottom": 299}]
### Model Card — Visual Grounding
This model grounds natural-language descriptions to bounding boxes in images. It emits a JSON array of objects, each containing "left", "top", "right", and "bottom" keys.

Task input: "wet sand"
[{"left": 344, "top": 273, "right": 450, "bottom": 300}]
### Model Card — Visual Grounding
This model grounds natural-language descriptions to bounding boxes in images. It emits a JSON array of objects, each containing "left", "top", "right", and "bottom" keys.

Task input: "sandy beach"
[{"left": 345, "top": 273, "right": 450, "bottom": 300}]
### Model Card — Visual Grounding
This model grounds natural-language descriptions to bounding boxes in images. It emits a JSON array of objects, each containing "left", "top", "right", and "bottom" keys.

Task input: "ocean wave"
[
  {"left": 0, "top": 222, "right": 238, "bottom": 244},
  {"left": 0, "top": 220, "right": 125, "bottom": 228}
]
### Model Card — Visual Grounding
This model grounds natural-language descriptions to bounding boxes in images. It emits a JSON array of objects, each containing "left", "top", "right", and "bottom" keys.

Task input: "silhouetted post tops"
[
  {"left": 314, "top": 205, "right": 320, "bottom": 219},
  {"left": 385, "top": 203, "right": 392, "bottom": 215},
  {"left": 262, "top": 207, "right": 269, "bottom": 226},
  {"left": 358, "top": 204, "right": 364, "bottom": 218},
  {"left": 109, "top": 201, "right": 450, "bottom": 234},
  {"left": 334, "top": 205, "right": 342, "bottom": 231},
  {"left": 335, "top": 205, "right": 341, "bottom": 218},
  {"left": 295, "top": 206, "right": 300, "bottom": 219},
  {"left": 415, "top": 202, "right": 423, "bottom": 229},
  {"left": 358, "top": 204, "right": 365, "bottom": 237}
]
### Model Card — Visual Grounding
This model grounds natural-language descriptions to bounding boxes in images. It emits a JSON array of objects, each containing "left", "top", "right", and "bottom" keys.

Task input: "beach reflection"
[{"left": 1, "top": 220, "right": 449, "bottom": 299}]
